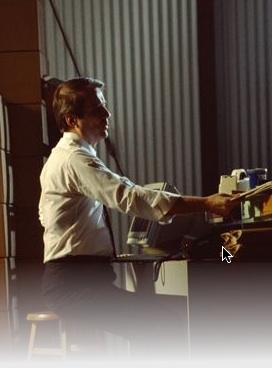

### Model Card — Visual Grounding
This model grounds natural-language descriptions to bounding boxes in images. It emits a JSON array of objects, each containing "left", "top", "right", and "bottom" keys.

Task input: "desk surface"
[
  {"left": 188, "top": 218, "right": 272, "bottom": 261},
  {"left": 113, "top": 253, "right": 166, "bottom": 263}
]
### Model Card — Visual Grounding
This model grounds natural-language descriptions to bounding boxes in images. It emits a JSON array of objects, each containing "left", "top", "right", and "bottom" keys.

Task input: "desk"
[
  {"left": 188, "top": 260, "right": 272, "bottom": 360},
  {"left": 120, "top": 259, "right": 272, "bottom": 360}
]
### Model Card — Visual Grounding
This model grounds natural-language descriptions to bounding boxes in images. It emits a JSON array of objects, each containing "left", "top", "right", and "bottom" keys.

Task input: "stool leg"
[
  {"left": 27, "top": 322, "right": 37, "bottom": 362},
  {"left": 59, "top": 320, "right": 67, "bottom": 360}
]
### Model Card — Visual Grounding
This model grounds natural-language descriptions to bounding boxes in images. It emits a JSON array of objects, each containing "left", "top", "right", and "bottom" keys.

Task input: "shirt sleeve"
[{"left": 67, "top": 150, "right": 180, "bottom": 221}]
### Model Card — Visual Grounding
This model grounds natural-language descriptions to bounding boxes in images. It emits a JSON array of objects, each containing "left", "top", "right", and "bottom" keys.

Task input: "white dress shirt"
[{"left": 39, "top": 132, "right": 180, "bottom": 262}]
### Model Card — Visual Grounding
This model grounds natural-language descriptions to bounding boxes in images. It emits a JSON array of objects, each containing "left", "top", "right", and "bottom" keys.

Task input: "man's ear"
[{"left": 65, "top": 115, "right": 77, "bottom": 128}]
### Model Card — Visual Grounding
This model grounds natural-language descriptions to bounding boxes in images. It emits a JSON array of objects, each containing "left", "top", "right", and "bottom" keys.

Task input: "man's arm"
[{"left": 166, "top": 193, "right": 238, "bottom": 217}]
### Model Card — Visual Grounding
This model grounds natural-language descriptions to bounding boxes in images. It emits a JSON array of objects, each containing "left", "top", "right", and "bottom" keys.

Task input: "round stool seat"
[{"left": 27, "top": 311, "right": 61, "bottom": 322}]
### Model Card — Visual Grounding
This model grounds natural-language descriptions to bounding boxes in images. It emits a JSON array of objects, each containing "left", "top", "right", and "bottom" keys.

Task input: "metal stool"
[{"left": 26, "top": 311, "right": 67, "bottom": 361}]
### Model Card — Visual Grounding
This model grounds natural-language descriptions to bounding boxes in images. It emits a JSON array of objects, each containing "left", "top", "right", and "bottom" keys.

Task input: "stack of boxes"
[
  {"left": 0, "top": 0, "right": 49, "bottom": 359},
  {"left": 0, "top": 95, "right": 18, "bottom": 359}
]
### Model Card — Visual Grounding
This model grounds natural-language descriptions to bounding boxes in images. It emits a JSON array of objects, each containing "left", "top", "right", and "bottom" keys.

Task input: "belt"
[{"left": 48, "top": 255, "right": 112, "bottom": 263}]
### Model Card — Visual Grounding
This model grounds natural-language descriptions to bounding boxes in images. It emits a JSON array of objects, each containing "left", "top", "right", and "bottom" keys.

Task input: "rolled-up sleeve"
[{"left": 67, "top": 151, "right": 179, "bottom": 221}]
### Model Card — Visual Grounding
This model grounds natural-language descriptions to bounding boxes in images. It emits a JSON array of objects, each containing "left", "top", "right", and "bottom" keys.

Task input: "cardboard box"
[
  {"left": 0, "top": 95, "right": 10, "bottom": 151},
  {"left": 15, "top": 207, "right": 44, "bottom": 259},
  {"left": 0, "top": 0, "right": 39, "bottom": 52},
  {"left": 0, "top": 52, "right": 42, "bottom": 104},
  {"left": 7, "top": 104, "right": 47, "bottom": 156},
  {"left": 0, "top": 258, "right": 17, "bottom": 311},
  {"left": 0, "top": 205, "right": 16, "bottom": 258},
  {"left": 12, "top": 156, "right": 43, "bottom": 207},
  {"left": 0, "top": 150, "right": 14, "bottom": 205}
]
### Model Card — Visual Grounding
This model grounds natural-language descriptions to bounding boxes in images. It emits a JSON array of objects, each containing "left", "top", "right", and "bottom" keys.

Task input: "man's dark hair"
[{"left": 52, "top": 77, "right": 104, "bottom": 132}]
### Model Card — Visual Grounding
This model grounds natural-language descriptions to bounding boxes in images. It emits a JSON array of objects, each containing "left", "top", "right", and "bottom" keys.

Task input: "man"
[{"left": 39, "top": 77, "right": 237, "bottom": 360}]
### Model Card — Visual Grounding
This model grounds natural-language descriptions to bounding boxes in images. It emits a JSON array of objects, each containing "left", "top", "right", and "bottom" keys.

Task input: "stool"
[
  {"left": 26, "top": 311, "right": 67, "bottom": 361},
  {"left": 26, "top": 311, "right": 108, "bottom": 361}
]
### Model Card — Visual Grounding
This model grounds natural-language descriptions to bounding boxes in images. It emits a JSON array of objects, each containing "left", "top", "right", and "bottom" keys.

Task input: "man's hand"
[{"left": 204, "top": 193, "right": 239, "bottom": 217}]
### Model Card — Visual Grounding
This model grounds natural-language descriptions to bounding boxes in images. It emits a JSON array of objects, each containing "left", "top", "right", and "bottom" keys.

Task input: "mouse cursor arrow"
[{"left": 221, "top": 246, "right": 233, "bottom": 263}]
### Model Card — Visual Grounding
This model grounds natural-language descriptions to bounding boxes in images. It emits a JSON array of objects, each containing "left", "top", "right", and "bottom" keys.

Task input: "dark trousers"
[{"left": 42, "top": 258, "right": 188, "bottom": 360}]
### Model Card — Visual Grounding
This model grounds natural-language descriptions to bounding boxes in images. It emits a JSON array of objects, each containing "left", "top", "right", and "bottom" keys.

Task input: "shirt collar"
[{"left": 62, "top": 132, "right": 97, "bottom": 156}]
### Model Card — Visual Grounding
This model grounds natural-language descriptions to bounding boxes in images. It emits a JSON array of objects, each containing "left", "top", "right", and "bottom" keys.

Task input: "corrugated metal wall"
[
  {"left": 214, "top": 0, "right": 272, "bottom": 176},
  {"left": 41, "top": 0, "right": 201, "bottom": 250}
]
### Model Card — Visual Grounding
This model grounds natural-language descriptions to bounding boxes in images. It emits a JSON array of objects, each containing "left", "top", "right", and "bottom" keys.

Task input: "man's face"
[{"left": 72, "top": 89, "right": 111, "bottom": 146}]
